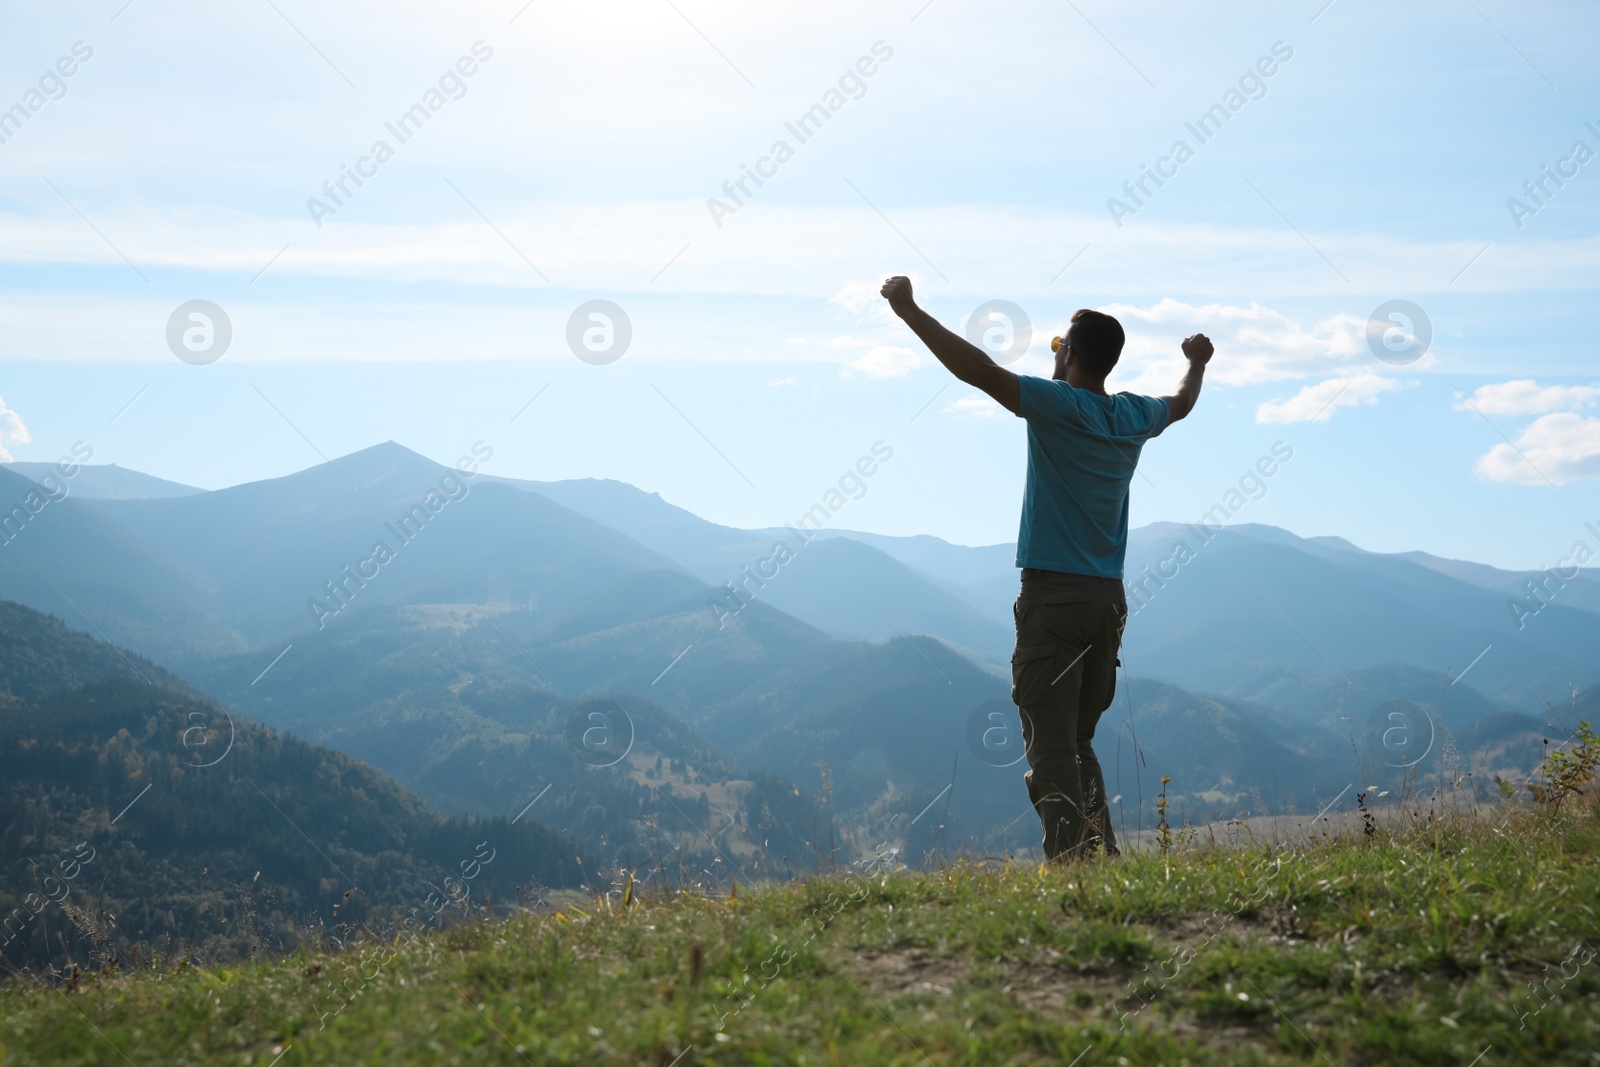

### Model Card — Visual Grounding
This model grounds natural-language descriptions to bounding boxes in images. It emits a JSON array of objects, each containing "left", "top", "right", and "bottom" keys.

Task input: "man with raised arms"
[{"left": 881, "top": 276, "right": 1213, "bottom": 861}]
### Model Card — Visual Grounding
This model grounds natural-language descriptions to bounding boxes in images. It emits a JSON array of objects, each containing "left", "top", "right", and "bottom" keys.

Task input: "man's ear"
[{"left": 1053, "top": 347, "right": 1072, "bottom": 381}]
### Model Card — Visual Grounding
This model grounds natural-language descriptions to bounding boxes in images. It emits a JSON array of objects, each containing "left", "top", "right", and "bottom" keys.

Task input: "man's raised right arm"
[{"left": 881, "top": 275, "right": 1020, "bottom": 415}]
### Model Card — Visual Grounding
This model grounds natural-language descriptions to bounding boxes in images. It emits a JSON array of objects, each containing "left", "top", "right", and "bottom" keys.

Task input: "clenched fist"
[
  {"left": 1181, "top": 333, "right": 1214, "bottom": 365},
  {"left": 880, "top": 275, "right": 917, "bottom": 318}
]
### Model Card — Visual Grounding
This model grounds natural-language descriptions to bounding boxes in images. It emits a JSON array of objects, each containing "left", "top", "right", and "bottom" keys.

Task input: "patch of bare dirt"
[
  {"left": 839, "top": 944, "right": 1137, "bottom": 1017},
  {"left": 847, "top": 946, "right": 972, "bottom": 999},
  {"left": 835, "top": 937, "right": 1276, "bottom": 1057}
]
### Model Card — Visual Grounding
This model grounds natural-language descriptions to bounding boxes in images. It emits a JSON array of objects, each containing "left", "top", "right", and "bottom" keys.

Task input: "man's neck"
[{"left": 1061, "top": 368, "right": 1109, "bottom": 395}]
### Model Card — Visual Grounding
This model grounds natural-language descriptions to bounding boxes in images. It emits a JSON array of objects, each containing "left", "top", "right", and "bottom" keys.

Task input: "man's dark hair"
[{"left": 1066, "top": 309, "right": 1125, "bottom": 379}]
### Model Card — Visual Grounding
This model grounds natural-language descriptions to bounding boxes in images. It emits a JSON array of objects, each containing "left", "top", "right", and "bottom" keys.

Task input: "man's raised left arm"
[{"left": 1162, "top": 334, "right": 1213, "bottom": 422}]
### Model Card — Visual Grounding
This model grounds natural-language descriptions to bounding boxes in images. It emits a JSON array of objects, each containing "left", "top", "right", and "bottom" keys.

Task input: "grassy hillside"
[{"left": 3, "top": 790, "right": 1595, "bottom": 1065}]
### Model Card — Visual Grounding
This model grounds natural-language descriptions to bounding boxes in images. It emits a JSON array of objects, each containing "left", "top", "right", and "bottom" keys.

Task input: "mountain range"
[{"left": 1, "top": 445, "right": 1588, "bottom": 866}]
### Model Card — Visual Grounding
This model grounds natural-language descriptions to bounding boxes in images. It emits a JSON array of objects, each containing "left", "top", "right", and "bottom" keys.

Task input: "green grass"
[{"left": 4, "top": 798, "right": 1598, "bottom": 1066}]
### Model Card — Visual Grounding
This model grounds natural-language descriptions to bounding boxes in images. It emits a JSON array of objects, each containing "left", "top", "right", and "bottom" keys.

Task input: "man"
[{"left": 880, "top": 276, "right": 1212, "bottom": 861}]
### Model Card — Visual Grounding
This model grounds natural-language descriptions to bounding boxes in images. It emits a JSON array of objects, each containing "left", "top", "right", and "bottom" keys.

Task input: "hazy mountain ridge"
[
  {"left": 517, "top": 473, "right": 1015, "bottom": 660},
  {"left": 1119, "top": 524, "right": 1600, "bottom": 707},
  {"left": 0, "top": 466, "right": 244, "bottom": 662},
  {"left": 1, "top": 461, "right": 203, "bottom": 500},
  {"left": 78, "top": 444, "right": 693, "bottom": 651}
]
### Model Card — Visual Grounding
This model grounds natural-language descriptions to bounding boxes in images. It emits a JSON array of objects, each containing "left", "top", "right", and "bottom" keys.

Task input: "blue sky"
[{"left": 1, "top": 0, "right": 1597, "bottom": 569}]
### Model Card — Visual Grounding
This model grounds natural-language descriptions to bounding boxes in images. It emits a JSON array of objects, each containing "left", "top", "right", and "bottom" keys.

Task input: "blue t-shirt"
[{"left": 1015, "top": 376, "right": 1170, "bottom": 579}]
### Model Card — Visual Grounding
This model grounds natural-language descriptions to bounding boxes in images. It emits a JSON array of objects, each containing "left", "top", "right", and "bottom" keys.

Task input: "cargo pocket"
[{"left": 1010, "top": 643, "right": 1056, "bottom": 707}]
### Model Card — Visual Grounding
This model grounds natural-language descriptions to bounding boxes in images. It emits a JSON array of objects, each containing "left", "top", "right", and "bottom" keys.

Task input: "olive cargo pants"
[{"left": 1010, "top": 596, "right": 1124, "bottom": 860}]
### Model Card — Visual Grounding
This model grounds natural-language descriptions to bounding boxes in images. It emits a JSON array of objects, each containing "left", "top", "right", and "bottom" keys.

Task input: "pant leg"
[
  {"left": 1016, "top": 692, "right": 1085, "bottom": 860},
  {"left": 1013, "top": 598, "right": 1125, "bottom": 860},
  {"left": 1074, "top": 603, "right": 1126, "bottom": 855},
  {"left": 1012, "top": 598, "right": 1097, "bottom": 860}
]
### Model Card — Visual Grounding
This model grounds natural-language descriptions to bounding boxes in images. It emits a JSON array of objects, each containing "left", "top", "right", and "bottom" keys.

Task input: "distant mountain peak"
[
  {"left": 333, "top": 439, "right": 436, "bottom": 465},
  {"left": 265, "top": 440, "right": 449, "bottom": 492},
  {"left": 346, "top": 439, "right": 411, "bottom": 455}
]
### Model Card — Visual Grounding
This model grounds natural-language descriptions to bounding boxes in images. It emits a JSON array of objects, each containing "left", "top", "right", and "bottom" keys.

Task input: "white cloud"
[
  {"left": 768, "top": 377, "right": 799, "bottom": 388},
  {"left": 0, "top": 396, "right": 31, "bottom": 462},
  {"left": 1454, "top": 379, "right": 1600, "bottom": 417},
  {"left": 828, "top": 280, "right": 927, "bottom": 379},
  {"left": 1255, "top": 374, "right": 1407, "bottom": 424},
  {"left": 944, "top": 395, "right": 1002, "bottom": 418},
  {"left": 828, "top": 280, "right": 882, "bottom": 314},
  {"left": 2, "top": 198, "right": 1598, "bottom": 306},
  {"left": 1473, "top": 413, "right": 1600, "bottom": 486},
  {"left": 828, "top": 279, "right": 906, "bottom": 327},
  {"left": 846, "top": 345, "right": 919, "bottom": 378},
  {"left": 1106, "top": 298, "right": 1382, "bottom": 395}
]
